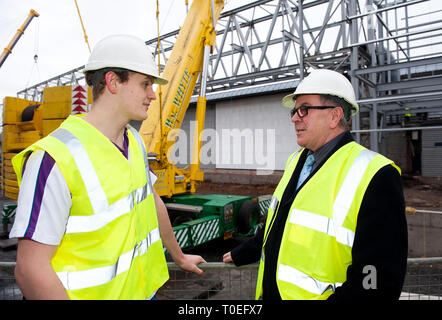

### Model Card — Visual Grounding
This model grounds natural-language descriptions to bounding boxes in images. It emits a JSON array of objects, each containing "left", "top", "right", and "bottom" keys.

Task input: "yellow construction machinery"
[
  {"left": 1, "top": 86, "right": 92, "bottom": 200},
  {"left": 140, "top": 0, "right": 223, "bottom": 198},
  {"left": 0, "top": 9, "right": 39, "bottom": 69},
  {"left": 140, "top": 0, "right": 269, "bottom": 248},
  {"left": 1, "top": 0, "right": 270, "bottom": 248}
]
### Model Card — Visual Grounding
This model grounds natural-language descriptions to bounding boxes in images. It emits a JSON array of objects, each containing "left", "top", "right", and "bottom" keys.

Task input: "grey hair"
[{"left": 319, "top": 94, "right": 351, "bottom": 130}]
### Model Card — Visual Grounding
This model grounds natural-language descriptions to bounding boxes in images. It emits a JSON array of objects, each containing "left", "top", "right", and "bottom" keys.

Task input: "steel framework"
[{"left": 16, "top": 0, "right": 442, "bottom": 151}]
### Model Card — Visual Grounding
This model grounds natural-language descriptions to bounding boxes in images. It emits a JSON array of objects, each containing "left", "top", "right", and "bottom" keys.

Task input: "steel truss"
[{"left": 17, "top": 0, "right": 442, "bottom": 150}]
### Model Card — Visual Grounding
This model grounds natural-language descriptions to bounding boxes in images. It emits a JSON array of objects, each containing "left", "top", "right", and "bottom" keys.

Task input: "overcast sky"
[{"left": 0, "top": 0, "right": 246, "bottom": 103}]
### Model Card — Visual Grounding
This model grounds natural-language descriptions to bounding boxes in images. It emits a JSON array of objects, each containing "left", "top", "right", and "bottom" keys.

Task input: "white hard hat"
[
  {"left": 83, "top": 34, "right": 168, "bottom": 85},
  {"left": 282, "top": 69, "right": 358, "bottom": 116}
]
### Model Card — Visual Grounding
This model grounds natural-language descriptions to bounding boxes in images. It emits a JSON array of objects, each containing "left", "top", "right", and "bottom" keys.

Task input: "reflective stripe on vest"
[
  {"left": 56, "top": 227, "right": 161, "bottom": 291},
  {"left": 288, "top": 149, "right": 376, "bottom": 248},
  {"left": 269, "top": 196, "right": 279, "bottom": 212},
  {"left": 278, "top": 264, "right": 342, "bottom": 295},
  {"left": 50, "top": 128, "right": 153, "bottom": 234},
  {"left": 126, "top": 126, "right": 149, "bottom": 170}
]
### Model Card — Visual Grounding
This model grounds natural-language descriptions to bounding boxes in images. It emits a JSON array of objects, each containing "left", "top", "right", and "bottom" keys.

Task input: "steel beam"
[{"left": 13, "top": 0, "right": 442, "bottom": 126}]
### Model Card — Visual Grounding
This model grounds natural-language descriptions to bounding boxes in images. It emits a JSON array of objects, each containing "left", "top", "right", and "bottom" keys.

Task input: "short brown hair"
[{"left": 85, "top": 68, "right": 130, "bottom": 101}]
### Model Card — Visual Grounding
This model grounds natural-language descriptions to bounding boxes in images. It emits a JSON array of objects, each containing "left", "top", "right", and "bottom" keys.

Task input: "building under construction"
[{"left": 15, "top": 0, "right": 442, "bottom": 178}]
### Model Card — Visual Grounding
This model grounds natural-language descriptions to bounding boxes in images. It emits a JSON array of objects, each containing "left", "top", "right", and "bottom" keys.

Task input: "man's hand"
[
  {"left": 153, "top": 189, "right": 207, "bottom": 276},
  {"left": 176, "top": 254, "right": 207, "bottom": 276},
  {"left": 223, "top": 251, "right": 233, "bottom": 263}
]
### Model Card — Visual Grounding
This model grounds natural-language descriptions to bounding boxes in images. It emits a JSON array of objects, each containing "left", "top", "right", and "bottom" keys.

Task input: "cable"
[
  {"left": 25, "top": 18, "right": 41, "bottom": 90},
  {"left": 157, "top": 0, "right": 164, "bottom": 163},
  {"left": 74, "top": 0, "right": 91, "bottom": 53}
]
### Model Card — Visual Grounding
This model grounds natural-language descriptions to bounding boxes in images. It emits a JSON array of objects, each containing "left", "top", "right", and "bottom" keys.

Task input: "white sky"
[{"left": 0, "top": 0, "right": 246, "bottom": 103}]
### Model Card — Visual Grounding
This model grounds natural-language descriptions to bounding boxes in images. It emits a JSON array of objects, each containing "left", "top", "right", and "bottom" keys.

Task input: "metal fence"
[
  {"left": 1, "top": 258, "right": 441, "bottom": 300},
  {"left": 400, "top": 257, "right": 442, "bottom": 300},
  {"left": 0, "top": 262, "right": 20, "bottom": 300},
  {"left": 158, "top": 262, "right": 258, "bottom": 300}
]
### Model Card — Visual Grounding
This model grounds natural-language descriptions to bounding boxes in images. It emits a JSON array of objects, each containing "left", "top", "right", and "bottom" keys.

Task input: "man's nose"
[
  {"left": 291, "top": 111, "right": 301, "bottom": 122},
  {"left": 147, "top": 87, "right": 156, "bottom": 100}
]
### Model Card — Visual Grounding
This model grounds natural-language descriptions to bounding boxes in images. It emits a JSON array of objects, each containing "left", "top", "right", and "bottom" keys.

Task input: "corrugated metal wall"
[
  {"left": 177, "top": 103, "right": 216, "bottom": 169},
  {"left": 380, "top": 130, "right": 408, "bottom": 173},
  {"left": 178, "top": 93, "right": 299, "bottom": 172},
  {"left": 215, "top": 94, "right": 299, "bottom": 172},
  {"left": 422, "top": 129, "right": 442, "bottom": 177}
]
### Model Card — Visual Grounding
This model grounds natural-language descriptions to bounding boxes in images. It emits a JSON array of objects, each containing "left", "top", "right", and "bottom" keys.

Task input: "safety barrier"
[
  {"left": 1, "top": 258, "right": 441, "bottom": 300},
  {"left": 400, "top": 257, "right": 442, "bottom": 300},
  {"left": 158, "top": 262, "right": 258, "bottom": 300},
  {"left": 0, "top": 262, "right": 20, "bottom": 300}
]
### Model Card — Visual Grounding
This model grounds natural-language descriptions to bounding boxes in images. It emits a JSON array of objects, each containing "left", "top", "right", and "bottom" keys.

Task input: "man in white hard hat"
[
  {"left": 10, "top": 34, "right": 206, "bottom": 300},
  {"left": 224, "top": 69, "right": 408, "bottom": 300}
]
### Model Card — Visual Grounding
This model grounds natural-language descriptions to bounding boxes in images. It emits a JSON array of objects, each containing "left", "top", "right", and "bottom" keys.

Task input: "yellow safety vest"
[
  {"left": 12, "top": 115, "right": 169, "bottom": 299},
  {"left": 256, "top": 141, "right": 400, "bottom": 300}
]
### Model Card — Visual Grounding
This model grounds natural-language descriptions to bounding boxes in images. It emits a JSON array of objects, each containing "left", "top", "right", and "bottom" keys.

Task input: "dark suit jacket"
[{"left": 231, "top": 131, "right": 408, "bottom": 300}]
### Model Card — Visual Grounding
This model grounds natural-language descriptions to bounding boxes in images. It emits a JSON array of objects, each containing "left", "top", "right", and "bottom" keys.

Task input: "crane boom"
[
  {"left": 139, "top": 0, "right": 225, "bottom": 197},
  {"left": 73, "top": 0, "right": 91, "bottom": 53},
  {"left": 0, "top": 9, "right": 39, "bottom": 69}
]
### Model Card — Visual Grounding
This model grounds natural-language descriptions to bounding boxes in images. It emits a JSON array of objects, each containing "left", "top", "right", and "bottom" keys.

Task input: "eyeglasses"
[{"left": 290, "top": 105, "right": 337, "bottom": 119}]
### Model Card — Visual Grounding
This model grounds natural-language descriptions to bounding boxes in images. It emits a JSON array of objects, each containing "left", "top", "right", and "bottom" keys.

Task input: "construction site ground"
[{"left": 197, "top": 174, "right": 442, "bottom": 210}]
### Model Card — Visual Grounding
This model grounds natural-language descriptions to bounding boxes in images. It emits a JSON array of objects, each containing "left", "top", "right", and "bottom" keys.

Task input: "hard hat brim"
[
  {"left": 152, "top": 76, "right": 168, "bottom": 85},
  {"left": 282, "top": 69, "right": 359, "bottom": 117},
  {"left": 83, "top": 64, "right": 168, "bottom": 85}
]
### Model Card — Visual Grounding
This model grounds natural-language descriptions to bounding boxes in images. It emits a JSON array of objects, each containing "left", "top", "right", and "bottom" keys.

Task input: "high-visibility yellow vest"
[
  {"left": 12, "top": 115, "right": 169, "bottom": 299},
  {"left": 256, "top": 141, "right": 400, "bottom": 300}
]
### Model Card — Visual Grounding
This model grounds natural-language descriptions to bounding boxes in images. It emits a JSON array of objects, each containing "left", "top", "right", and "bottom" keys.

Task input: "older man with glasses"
[{"left": 223, "top": 69, "right": 408, "bottom": 301}]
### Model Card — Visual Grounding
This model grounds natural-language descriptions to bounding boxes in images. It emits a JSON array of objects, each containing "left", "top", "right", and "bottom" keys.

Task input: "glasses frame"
[{"left": 290, "top": 105, "right": 337, "bottom": 119}]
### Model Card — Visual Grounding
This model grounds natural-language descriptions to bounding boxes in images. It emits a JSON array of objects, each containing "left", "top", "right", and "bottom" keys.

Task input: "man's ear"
[
  {"left": 330, "top": 107, "right": 343, "bottom": 129},
  {"left": 104, "top": 71, "right": 119, "bottom": 94}
]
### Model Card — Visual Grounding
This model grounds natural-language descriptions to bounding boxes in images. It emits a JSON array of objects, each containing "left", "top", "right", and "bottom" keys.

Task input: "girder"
[{"left": 16, "top": 0, "right": 442, "bottom": 149}]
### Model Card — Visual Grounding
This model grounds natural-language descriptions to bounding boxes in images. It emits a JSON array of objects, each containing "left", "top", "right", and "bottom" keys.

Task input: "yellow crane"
[
  {"left": 73, "top": 0, "right": 91, "bottom": 53},
  {"left": 140, "top": 0, "right": 224, "bottom": 198},
  {"left": 138, "top": 0, "right": 270, "bottom": 248},
  {"left": 0, "top": 9, "right": 39, "bottom": 69},
  {"left": 1, "top": 0, "right": 271, "bottom": 249}
]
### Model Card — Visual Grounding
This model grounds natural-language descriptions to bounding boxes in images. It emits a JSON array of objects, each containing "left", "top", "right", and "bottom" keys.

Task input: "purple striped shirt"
[
  {"left": 22, "top": 129, "right": 131, "bottom": 239},
  {"left": 24, "top": 151, "right": 56, "bottom": 238}
]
